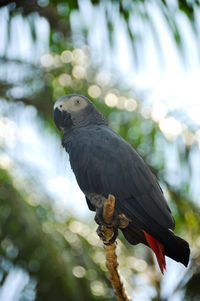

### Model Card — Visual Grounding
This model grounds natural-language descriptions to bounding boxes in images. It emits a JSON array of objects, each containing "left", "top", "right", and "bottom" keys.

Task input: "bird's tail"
[
  {"left": 121, "top": 222, "right": 190, "bottom": 272},
  {"left": 143, "top": 231, "right": 166, "bottom": 274}
]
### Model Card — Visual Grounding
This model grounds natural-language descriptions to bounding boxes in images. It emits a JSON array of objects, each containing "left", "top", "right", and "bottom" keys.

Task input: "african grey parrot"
[{"left": 53, "top": 94, "right": 190, "bottom": 273}]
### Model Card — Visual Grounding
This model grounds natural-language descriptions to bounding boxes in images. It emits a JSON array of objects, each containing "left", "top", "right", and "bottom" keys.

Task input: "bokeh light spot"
[
  {"left": 0, "top": 154, "right": 12, "bottom": 169},
  {"left": 72, "top": 48, "right": 86, "bottom": 65},
  {"left": 159, "top": 117, "right": 182, "bottom": 140},
  {"left": 140, "top": 106, "right": 151, "bottom": 119},
  {"left": 126, "top": 256, "right": 147, "bottom": 272},
  {"left": 58, "top": 73, "right": 72, "bottom": 87},
  {"left": 72, "top": 265, "right": 86, "bottom": 278},
  {"left": 69, "top": 221, "right": 82, "bottom": 234},
  {"left": 61, "top": 50, "right": 73, "bottom": 63},
  {"left": 88, "top": 85, "right": 101, "bottom": 98},
  {"left": 40, "top": 54, "right": 53, "bottom": 67},
  {"left": 90, "top": 280, "right": 107, "bottom": 296},
  {"left": 72, "top": 65, "right": 85, "bottom": 80},
  {"left": 125, "top": 98, "right": 138, "bottom": 112},
  {"left": 104, "top": 93, "right": 118, "bottom": 107}
]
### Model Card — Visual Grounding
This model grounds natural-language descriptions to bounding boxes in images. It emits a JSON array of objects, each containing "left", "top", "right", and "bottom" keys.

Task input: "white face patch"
[{"left": 54, "top": 95, "right": 88, "bottom": 113}]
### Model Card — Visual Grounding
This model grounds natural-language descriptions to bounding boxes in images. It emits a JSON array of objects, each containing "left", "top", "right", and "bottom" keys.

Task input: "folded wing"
[{"left": 69, "top": 125, "right": 175, "bottom": 231}]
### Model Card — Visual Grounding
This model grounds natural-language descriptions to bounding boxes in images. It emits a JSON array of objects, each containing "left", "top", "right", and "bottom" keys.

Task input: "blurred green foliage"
[
  {"left": 0, "top": 167, "right": 113, "bottom": 300},
  {"left": 0, "top": 1, "right": 200, "bottom": 300}
]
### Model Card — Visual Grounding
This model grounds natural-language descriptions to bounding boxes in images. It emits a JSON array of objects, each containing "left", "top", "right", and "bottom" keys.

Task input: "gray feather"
[{"left": 67, "top": 125, "right": 175, "bottom": 230}]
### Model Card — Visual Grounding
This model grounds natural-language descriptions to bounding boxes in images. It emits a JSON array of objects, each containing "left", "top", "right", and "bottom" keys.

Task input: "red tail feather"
[{"left": 144, "top": 231, "right": 166, "bottom": 274}]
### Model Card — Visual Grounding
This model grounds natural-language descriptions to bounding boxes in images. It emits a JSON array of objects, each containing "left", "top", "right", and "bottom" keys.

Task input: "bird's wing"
[{"left": 69, "top": 126, "right": 175, "bottom": 230}]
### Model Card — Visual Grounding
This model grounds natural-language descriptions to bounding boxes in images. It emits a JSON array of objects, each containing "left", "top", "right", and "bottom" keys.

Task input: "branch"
[{"left": 102, "top": 194, "right": 131, "bottom": 301}]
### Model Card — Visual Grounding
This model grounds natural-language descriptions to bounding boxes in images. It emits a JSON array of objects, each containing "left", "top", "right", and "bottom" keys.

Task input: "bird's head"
[{"left": 53, "top": 94, "right": 106, "bottom": 130}]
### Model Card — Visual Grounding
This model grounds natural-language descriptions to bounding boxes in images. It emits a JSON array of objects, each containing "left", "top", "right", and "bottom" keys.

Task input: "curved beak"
[{"left": 53, "top": 107, "right": 62, "bottom": 130}]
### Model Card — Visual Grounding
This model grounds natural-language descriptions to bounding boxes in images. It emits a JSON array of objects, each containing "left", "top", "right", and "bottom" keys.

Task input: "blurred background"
[{"left": 0, "top": 1, "right": 200, "bottom": 300}]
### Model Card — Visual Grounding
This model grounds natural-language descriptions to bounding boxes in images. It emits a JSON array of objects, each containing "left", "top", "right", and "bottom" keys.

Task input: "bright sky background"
[{"left": 76, "top": 1, "right": 200, "bottom": 125}]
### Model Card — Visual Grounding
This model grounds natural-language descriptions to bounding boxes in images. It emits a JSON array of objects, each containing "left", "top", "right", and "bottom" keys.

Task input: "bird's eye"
[
  {"left": 60, "top": 105, "right": 62, "bottom": 108},
  {"left": 75, "top": 99, "right": 80, "bottom": 104}
]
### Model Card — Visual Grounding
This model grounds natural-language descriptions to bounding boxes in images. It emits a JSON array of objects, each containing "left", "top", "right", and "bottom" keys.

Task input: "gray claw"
[{"left": 95, "top": 205, "right": 120, "bottom": 227}]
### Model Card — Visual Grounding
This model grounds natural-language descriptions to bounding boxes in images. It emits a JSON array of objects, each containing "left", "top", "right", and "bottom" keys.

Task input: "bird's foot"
[
  {"left": 95, "top": 205, "right": 119, "bottom": 245},
  {"left": 96, "top": 225, "right": 118, "bottom": 245},
  {"left": 95, "top": 205, "right": 120, "bottom": 228}
]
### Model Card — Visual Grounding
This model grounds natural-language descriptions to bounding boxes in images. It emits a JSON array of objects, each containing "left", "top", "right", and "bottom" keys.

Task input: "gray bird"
[{"left": 53, "top": 94, "right": 190, "bottom": 273}]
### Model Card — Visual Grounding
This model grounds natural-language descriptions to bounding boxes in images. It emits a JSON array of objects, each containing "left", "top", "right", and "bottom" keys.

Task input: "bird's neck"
[
  {"left": 73, "top": 105, "right": 107, "bottom": 127},
  {"left": 61, "top": 106, "right": 107, "bottom": 153}
]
